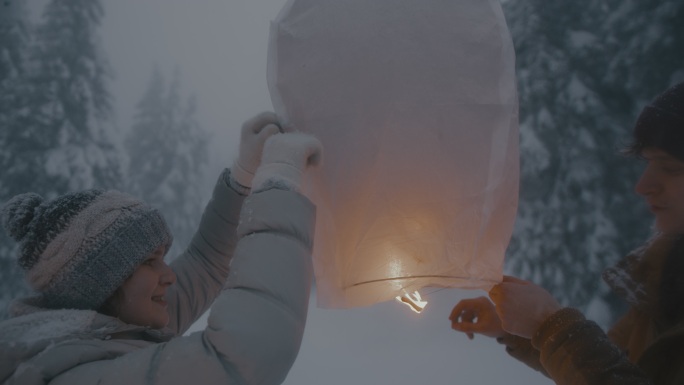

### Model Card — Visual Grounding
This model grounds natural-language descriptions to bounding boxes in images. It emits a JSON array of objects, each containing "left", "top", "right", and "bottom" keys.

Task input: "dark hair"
[{"left": 624, "top": 82, "right": 684, "bottom": 161}]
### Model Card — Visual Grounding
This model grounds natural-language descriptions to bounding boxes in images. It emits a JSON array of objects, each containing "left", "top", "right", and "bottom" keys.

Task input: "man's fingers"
[
  {"left": 488, "top": 284, "right": 501, "bottom": 301},
  {"left": 502, "top": 275, "right": 530, "bottom": 285},
  {"left": 450, "top": 301, "right": 476, "bottom": 321},
  {"left": 451, "top": 319, "right": 477, "bottom": 332},
  {"left": 449, "top": 304, "right": 465, "bottom": 321}
]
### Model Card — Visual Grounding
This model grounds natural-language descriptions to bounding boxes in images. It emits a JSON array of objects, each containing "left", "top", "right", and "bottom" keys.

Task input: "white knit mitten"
[
  {"left": 230, "top": 111, "right": 282, "bottom": 189},
  {"left": 251, "top": 133, "right": 323, "bottom": 192}
]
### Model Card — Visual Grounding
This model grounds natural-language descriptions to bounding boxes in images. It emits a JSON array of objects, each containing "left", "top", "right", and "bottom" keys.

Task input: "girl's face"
[
  {"left": 116, "top": 246, "right": 176, "bottom": 329},
  {"left": 635, "top": 147, "right": 684, "bottom": 234}
]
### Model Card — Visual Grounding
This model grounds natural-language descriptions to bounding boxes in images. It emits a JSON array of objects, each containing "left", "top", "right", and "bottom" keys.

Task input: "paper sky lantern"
[{"left": 267, "top": 0, "right": 519, "bottom": 309}]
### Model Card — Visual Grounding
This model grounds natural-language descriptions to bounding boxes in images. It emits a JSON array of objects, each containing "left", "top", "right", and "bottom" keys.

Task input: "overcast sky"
[
  {"left": 96, "top": 1, "right": 552, "bottom": 384},
  {"left": 101, "top": 0, "right": 284, "bottom": 184}
]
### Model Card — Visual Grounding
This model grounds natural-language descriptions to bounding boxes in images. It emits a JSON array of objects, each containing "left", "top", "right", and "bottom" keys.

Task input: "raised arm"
[{"left": 165, "top": 112, "right": 281, "bottom": 334}]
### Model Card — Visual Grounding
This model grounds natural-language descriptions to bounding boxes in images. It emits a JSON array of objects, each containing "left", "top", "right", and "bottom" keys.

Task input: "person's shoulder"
[
  {"left": 0, "top": 308, "right": 104, "bottom": 382},
  {"left": 1, "top": 308, "right": 100, "bottom": 344}
]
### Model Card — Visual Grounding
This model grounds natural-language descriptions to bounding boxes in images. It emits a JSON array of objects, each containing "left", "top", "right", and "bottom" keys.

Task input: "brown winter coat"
[{"left": 498, "top": 233, "right": 684, "bottom": 385}]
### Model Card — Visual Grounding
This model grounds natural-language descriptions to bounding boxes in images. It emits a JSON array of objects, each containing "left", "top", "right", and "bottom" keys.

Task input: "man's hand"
[
  {"left": 450, "top": 296, "right": 506, "bottom": 339},
  {"left": 488, "top": 276, "right": 562, "bottom": 339}
]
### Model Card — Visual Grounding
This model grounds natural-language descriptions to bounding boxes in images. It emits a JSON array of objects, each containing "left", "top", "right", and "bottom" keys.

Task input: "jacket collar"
[
  {"left": 5, "top": 296, "right": 174, "bottom": 344},
  {"left": 603, "top": 232, "right": 678, "bottom": 313}
]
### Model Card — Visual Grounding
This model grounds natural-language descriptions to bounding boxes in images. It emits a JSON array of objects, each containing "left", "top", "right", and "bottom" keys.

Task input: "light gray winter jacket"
[{"left": 0, "top": 169, "right": 316, "bottom": 385}]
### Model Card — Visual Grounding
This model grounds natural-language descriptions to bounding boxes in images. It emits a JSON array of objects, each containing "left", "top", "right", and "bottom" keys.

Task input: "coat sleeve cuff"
[{"left": 531, "top": 307, "right": 586, "bottom": 351}]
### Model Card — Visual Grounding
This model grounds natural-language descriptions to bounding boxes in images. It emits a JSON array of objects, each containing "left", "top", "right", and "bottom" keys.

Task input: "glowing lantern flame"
[{"left": 395, "top": 291, "right": 427, "bottom": 313}]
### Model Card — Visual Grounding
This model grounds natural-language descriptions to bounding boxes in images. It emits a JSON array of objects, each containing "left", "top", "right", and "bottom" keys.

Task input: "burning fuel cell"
[{"left": 396, "top": 291, "right": 428, "bottom": 314}]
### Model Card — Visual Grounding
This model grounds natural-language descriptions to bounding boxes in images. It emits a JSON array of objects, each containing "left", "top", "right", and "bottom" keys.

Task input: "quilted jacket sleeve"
[
  {"left": 496, "top": 333, "right": 548, "bottom": 376},
  {"left": 532, "top": 308, "right": 651, "bottom": 385},
  {"left": 166, "top": 169, "right": 245, "bottom": 335}
]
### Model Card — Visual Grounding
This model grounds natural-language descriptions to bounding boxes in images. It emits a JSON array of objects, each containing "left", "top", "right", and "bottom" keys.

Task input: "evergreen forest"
[{"left": 0, "top": 0, "right": 682, "bottom": 326}]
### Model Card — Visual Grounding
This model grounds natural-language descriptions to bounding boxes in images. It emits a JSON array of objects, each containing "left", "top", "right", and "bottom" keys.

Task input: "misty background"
[{"left": 1, "top": 0, "right": 683, "bottom": 384}]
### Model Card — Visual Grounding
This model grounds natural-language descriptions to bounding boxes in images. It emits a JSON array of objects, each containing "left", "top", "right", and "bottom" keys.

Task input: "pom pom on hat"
[
  {"left": 1, "top": 193, "right": 44, "bottom": 242},
  {"left": 0, "top": 189, "right": 173, "bottom": 311}
]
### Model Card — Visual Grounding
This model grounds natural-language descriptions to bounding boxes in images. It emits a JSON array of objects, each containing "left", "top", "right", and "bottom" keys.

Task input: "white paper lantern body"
[{"left": 268, "top": 0, "right": 519, "bottom": 308}]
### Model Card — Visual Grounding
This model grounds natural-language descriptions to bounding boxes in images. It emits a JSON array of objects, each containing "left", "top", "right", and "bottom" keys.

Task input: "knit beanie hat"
[
  {"left": 1, "top": 189, "right": 173, "bottom": 311},
  {"left": 630, "top": 81, "right": 684, "bottom": 161}
]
